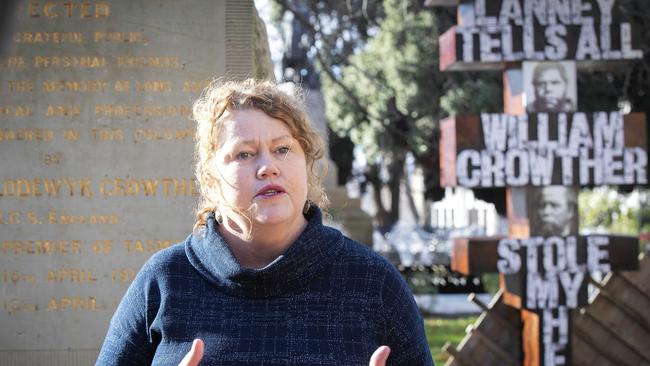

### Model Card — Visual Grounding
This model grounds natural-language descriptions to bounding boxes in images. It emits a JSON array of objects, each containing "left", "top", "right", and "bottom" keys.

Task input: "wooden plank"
[
  {"left": 571, "top": 310, "right": 645, "bottom": 365},
  {"left": 579, "top": 259, "right": 650, "bottom": 364},
  {"left": 618, "top": 272, "right": 650, "bottom": 302},
  {"left": 469, "top": 326, "right": 519, "bottom": 366},
  {"left": 571, "top": 336, "right": 617, "bottom": 366},
  {"left": 624, "top": 113, "right": 648, "bottom": 149},
  {"left": 446, "top": 290, "right": 522, "bottom": 366},
  {"left": 439, "top": 25, "right": 459, "bottom": 72},
  {"left": 578, "top": 310, "right": 650, "bottom": 363},
  {"left": 438, "top": 113, "right": 648, "bottom": 188},
  {"left": 503, "top": 68, "right": 525, "bottom": 116},
  {"left": 622, "top": 254, "right": 650, "bottom": 294},
  {"left": 589, "top": 277, "right": 650, "bottom": 333},
  {"left": 605, "top": 236, "right": 640, "bottom": 271},
  {"left": 442, "top": 342, "right": 471, "bottom": 366},
  {"left": 455, "top": 115, "right": 482, "bottom": 150},
  {"left": 456, "top": 326, "right": 500, "bottom": 365},
  {"left": 440, "top": 116, "right": 457, "bottom": 187},
  {"left": 572, "top": 324, "right": 630, "bottom": 366},
  {"left": 486, "top": 289, "right": 522, "bottom": 330},
  {"left": 476, "top": 291, "right": 523, "bottom": 356},
  {"left": 439, "top": 115, "right": 483, "bottom": 187},
  {"left": 451, "top": 237, "right": 501, "bottom": 275},
  {"left": 521, "top": 309, "right": 540, "bottom": 366},
  {"left": 599, "top": 274, "right": 650, "bottom": 326}
]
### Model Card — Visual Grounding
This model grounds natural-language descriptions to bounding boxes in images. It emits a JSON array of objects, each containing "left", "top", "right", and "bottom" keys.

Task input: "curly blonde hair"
[{"left": 192, "top": 78, "right": 328, "bottom": 229}]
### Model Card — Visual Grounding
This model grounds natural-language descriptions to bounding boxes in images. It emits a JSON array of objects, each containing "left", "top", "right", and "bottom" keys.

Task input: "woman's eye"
[
  {"left": 236, "top": 151, "right": 254, "bottom": 160},
  {"left": 276, "top": 146, "right": 291, "bottom": 155}
]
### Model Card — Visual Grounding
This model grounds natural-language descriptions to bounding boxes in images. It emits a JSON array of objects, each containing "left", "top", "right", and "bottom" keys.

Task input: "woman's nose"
[{"left": 256, "top": 155, "right": 280, "bottom": 179}]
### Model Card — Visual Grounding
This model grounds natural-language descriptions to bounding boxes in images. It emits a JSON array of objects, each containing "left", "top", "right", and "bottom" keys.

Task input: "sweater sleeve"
[
  {"left": 96, "top": 261, "right": 161, "bottom": 366},
  {"left": 380, "top": 264, "right": 435, "bottom": 366}
]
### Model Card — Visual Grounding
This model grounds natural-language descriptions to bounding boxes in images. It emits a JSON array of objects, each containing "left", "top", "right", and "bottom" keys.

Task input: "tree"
[
  {"left": 323, "top": 0, "right": 447, "bottom": 231},
  {"left": 271, "top": 0, "right": 384, "bottom": 185},
  {"left": 579, "top": 188, "right": 641, "bottom": 235},
  {"left": 272, "top": 0, "right": 503, "bottom": 231}
]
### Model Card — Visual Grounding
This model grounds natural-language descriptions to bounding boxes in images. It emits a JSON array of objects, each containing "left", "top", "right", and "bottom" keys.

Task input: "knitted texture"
[{"left": 96, "top": 208, "right": 434, "bottom": 365}]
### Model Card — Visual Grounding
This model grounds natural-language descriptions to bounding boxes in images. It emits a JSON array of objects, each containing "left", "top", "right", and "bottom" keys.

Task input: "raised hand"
[
  {"left": 369, "top": 345, "right": 391, "bottom": 366},
  {"left": 178, "top": 339, "right": 204, "bottom": 366}
]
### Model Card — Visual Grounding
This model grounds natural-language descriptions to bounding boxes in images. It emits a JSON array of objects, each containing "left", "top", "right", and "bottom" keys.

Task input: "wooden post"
[
  {"left": 434, "top": 2, "right": 646, "bottom": 365},
  {"left": 451, "top": 236, "right": 639, "bottom": 365}
]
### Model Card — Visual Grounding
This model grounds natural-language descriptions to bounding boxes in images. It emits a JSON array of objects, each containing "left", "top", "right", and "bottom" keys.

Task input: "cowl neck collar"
[{"left": 185, "top": 207, "right": 344, "bottom": 298}]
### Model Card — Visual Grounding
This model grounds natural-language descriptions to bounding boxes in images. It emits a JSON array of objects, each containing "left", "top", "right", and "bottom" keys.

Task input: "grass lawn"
[{"left": 423, "top": 316, "right": 477, "bottom": 365}]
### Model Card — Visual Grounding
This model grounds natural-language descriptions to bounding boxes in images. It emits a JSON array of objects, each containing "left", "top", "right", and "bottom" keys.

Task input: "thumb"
[
  {"left": 179, "top": 339, "right": 204, "bottom": 366},
  {"left": 369, "top": 345, "right": 391, "bottom": 366}
]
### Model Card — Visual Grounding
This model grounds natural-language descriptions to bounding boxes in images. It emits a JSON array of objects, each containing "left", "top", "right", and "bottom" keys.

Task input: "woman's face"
[{"left": 213, "top": 109, "right": 308, "bottom": 229}]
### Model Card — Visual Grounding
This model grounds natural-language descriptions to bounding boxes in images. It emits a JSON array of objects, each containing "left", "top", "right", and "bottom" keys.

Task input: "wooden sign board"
[
  {"left": 434, "top": 1, "right": 646, "bottom": 365},
  {"left": 440, "top": 112, "right": 648, "bottom": 187},
  {"left": 452, "top": 235, "right": 639, "bottom": 366},
  {"left": 452, "top": 236, "right": 639, "bottom": 276},
  {"left": 439, "top": 0, "right": 643, "bottom": 71}
]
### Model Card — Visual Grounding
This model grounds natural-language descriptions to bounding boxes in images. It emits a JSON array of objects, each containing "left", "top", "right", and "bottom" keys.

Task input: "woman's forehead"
[{"left": 217, "top": 109, "right": 294, "bottom": 145}]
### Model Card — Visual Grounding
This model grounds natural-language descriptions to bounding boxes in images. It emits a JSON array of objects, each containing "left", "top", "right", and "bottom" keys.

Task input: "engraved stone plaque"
[{"left": 0, "top": 0, "right": 255, "bottom": 362}]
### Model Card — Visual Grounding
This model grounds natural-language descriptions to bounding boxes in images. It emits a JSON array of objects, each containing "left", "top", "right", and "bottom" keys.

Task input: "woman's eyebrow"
[
  {"left": 232, "top": 135, "right": 293, "bottom": 145},
  {"left": 271, "top": 135, "right": 293, "bottom": 143}
]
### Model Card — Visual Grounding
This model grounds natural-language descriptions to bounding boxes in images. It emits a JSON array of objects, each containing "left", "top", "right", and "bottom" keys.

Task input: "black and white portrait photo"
[
  {"left": 524, "top": 61, "right": 577, "bottom": 113},
  {"left": 529, "top": 186, "right": 579, "bottom": 237}
]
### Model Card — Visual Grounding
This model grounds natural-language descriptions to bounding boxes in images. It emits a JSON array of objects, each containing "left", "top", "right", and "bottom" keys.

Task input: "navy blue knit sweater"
[{"left": 96, "top": 208, "right": 434, "bottom": 365}]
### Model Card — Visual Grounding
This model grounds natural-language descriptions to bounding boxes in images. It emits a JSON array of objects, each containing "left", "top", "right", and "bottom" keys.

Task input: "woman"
[{"left": 96, "top": 79, "right": 434, "bottom": 365}]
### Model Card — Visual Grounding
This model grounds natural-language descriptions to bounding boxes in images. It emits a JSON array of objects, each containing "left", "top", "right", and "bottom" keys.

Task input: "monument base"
[{"left": 0, "top": 349, "right": 99, "bottom": 366}]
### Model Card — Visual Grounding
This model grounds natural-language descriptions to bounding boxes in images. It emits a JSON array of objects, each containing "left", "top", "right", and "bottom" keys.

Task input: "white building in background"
[{"left": 430, "top": 187, "right": 505, "bottom": 236}]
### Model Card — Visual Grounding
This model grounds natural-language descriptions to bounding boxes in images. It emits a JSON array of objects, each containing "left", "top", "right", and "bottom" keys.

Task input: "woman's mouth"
[{"left": 255, "top": 185, "right": 286, "bottom": 198}]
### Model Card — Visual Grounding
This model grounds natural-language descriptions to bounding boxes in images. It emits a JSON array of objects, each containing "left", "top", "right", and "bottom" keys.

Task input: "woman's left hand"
[{"left": 178, "top": 339, "right": 204, "bottom": 366}]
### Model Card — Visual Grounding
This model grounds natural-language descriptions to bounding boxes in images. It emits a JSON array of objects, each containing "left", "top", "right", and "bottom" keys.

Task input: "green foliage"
[
  {"left": 480, "top": 273, "right": 500, "bottom": 295},
  {"left": 324, "top": 0, "right": 443, "bottom": 162},
  {"left": 579, "top": 187, "right": 641, "bottom": 235},
  {"left": 424, "top": 316, "right": 477, "bottom": 364},
  {"left": 440, "top": 75, "right": 503, "bottom": 116}
]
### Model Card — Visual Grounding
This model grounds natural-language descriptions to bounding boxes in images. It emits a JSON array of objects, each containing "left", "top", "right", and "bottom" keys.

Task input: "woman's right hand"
[{"left": 178, "top": 339, "right": 390, "bottom": 366}]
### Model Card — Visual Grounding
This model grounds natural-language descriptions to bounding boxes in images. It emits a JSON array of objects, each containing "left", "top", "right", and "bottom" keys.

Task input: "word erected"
[{"left": 28, "top": 1, "right": 110, "bottom": 19}]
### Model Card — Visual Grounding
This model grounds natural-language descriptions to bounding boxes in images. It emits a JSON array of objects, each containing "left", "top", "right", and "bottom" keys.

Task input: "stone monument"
[{"left": 0, "top": 1, "right": 271, "bottom": 364}]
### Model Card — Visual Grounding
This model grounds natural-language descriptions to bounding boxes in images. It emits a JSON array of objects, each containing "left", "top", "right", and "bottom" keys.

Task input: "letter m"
[{"left": 526, "top": 272, "right": 559, "bottom": 309}]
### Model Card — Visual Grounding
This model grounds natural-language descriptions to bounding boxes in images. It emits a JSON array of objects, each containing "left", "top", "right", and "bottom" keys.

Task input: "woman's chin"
[{"left": 252, "top": 209, "right": 297, "bottom": 227}]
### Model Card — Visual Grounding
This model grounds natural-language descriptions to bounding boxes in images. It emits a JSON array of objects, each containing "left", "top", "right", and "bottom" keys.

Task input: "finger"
[
  {"left": 179, "top": 339, "right": 204, "bottom": 366},
  {"left": 369, "top": 345, "right": 391, "bottom": 366}
]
